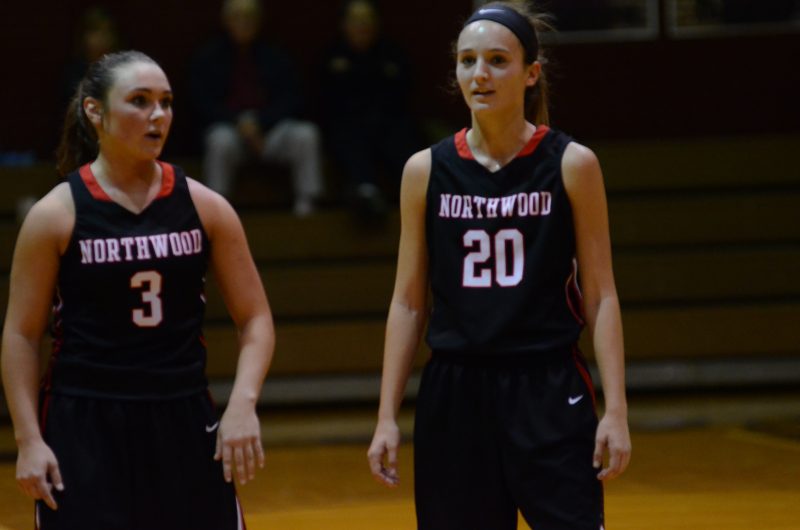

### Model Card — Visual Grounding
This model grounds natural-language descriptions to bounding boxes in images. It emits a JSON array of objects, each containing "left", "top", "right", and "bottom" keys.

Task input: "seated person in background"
[
  {"left": 189, "top": 0, "right": 323, "bottom": 216},
  {"left": 61, "top": 6, "right": 122, "bottom": 111},
  {"left": 320, "top": 0, "right": 421, "bottom": 219}
]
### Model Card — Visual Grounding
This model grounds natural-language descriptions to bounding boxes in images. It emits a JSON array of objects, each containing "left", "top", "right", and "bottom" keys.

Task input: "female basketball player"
[
  {"left": 367, "top": 2, "right": 631, "bottom": 528},
  {"left": 1, "top": 51, "right": 274, "bottom": 529}
]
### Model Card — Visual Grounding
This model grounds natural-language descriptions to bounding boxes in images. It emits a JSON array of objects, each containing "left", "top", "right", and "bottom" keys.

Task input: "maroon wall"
[{"left": 1, "top": 0, "right": 798, "bottom": 159}]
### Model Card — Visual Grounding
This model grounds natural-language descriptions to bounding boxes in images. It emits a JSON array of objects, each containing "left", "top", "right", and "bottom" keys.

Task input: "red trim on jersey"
[
  {"left": 155, "top": 161, "right": 175, "bottom": 198},
  {"left": 79, "top": 161, "right": 176, "bottom": 201},
  {"left": 517, "top": 125, "right": 550, "bottom": 156},
  {"left": 454, "top": 125, "right": 551, "bottom": 161},
  {"left": 565, "top": 258, "right": 586, "bottom": 326},
  {"left": 79, "top": 164, "right": 113, "bottom": 201},
  {"left": 455, "top": 128, "right": 475, "bottom": 159},
  {"left": 572, "top": 345, "right": 597, "bottom": 409}
]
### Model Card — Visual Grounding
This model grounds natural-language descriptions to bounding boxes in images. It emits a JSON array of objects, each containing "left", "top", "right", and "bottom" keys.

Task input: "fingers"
[
  {"left": 39, "top": 480, "right": 59, "bottom": 511},
  {"left": 50, "top": 462, "right": 65, "bottom": 493},
  {"left": 219, "top": 434, "right": 263, "bottom": 485},
  {"left": 592, "top": 437, "right": 606, "bottom": 472},
  {"left": 17, "top": 465, "right": 64, "bottom": 511},
  {"left": 221, "top": 442, "right": 233, "bottom": 483},
  {"left": 256, "top": 440, "right": 265, "bottom": 470},
  {"left": 595, "top": 439, "right": 632, "bottom": 481},
  {"left": 366, "top": 440, "right": 400, "bottom": 488}
]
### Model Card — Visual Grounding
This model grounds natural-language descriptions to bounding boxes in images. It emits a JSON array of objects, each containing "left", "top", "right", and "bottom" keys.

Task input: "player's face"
[
  {"left": 94, "top": 61, "right": 173, "bottom": 162},
  {"left": 456, "top": 20, "right": 539, "bottom": 116}
]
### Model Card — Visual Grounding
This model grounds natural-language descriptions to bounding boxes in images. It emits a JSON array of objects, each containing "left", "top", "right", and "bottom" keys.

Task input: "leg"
[
  {"left": 261, "top": 120, "right": 324, "bottom": 215},
  {"left": 203, "top": 123, "right": 246, "bottom": 197},
  {"left": 131, "top": 394, "right": 243, "bottom": 530},
  {"left": 38, "top": 395, "right": 135, "bottom": 530},
  {"left": 414, "top": 356, "right": 518, "bottom": 530},
  {"left": 498, "top": 352, "right": 605, "bottom": 530}
]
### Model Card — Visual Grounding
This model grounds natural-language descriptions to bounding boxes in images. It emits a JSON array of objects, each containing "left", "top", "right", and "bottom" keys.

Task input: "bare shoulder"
[
  {"left": 562, "top": 141, "right": 604, "bottom": 193},
  {"left": 402, "top": 148, "right": 432, "bottom": 186},
  {"left": 400, "top": 148, "right": 432, "bottom": 203},
  {"left": 186, "top": 177, "right": 241, "bottom": 238},
  {"left": 20, "top": 183, "right": 75, "bottom": 246}
]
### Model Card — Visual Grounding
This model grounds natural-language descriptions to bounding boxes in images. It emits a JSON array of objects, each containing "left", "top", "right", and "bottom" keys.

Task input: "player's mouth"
[{"left": 145, "top": 131, "right": 164, "bottom": 140}]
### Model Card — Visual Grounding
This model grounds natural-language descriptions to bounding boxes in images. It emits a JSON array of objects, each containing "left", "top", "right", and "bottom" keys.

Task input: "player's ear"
[
  {"left": 83, "top": 97, "right": 104, "bottom": 128},
  {"left": 526, "top": 61, "right": 541, "bottom": 88}
]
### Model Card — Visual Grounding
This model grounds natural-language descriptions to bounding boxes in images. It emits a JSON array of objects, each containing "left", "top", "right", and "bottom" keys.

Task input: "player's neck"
[
  {"left": 90, "top": 154, "right": 162, "bottom": 211},
  {"left": 468, "top": 114, "right": 534, "bottom": 167},
  {"left": 92, "top": 153, "right": 160, "bottom": 189}
]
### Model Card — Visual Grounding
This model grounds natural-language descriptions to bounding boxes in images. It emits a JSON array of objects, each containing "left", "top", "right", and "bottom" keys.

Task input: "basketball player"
[
  {"left": 1, "top": 51, "right": 274, "bottom": 529},
  {"left": 367, "top": 2, "right": 631, "bottom": 529}
]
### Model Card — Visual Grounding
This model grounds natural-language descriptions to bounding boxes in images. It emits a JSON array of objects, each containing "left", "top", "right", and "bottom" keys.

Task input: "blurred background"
[
  {"left": 2, "top": 0, "right": 797, "bottom": 401},
  {"left": 0, "top": 2, "right": 799, "bottom": 526}
]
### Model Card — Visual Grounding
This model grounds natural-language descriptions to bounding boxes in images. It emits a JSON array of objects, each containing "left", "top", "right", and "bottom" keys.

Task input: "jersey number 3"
[
  {"left": 463, "top": 229, "right": 524, "bottom": 288},
  {"left": 131, "top": 271, "right": 164, "bottom": 327}
]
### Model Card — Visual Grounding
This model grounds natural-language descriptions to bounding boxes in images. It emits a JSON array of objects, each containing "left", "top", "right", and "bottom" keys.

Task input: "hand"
[
  {"left": 214, "top": 401, "right": 264, "bottom": 485},
  {"left": 237, "top": 113, "right": 263, "bottom": 155},
  {"left": 16, "top": 438, "right": 64, "bottom": 510},
  {"left": 593, "top": 411, "right": 631, "bottom": 481},
  {"left": 367, "top": 418, "right": 401, "bottom": 487}
]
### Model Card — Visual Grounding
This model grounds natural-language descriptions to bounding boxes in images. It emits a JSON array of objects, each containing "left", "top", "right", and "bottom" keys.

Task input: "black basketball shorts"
[
  {"left": 413, "top": 346, "right": 604, "bottom": 530},
  {"left": 36, "top": 392, "right": 245, "bottom": 530}
]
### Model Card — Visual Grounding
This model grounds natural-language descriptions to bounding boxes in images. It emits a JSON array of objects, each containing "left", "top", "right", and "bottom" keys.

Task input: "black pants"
[
  {"left": 414, "top": 348, "right": 604, "bottom": 530},
  {"left": 37, "top": 392, "right": 243, "bottom": 530}
]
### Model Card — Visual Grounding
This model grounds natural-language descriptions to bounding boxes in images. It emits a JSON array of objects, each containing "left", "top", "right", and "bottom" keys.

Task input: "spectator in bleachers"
[
  {"left": 188, "top": 0, "right": 323, "bottom": 216},
  {"left": 61, "top": 6, "right": 122, "bottom": 114},
  {"left": 320, "top": 0, "right": 421, "bottom": 219}
]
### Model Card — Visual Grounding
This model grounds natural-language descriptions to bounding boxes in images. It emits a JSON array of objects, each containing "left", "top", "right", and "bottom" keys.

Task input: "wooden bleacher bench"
[{"left": 0, "top": 133, "right": 798, "bottom": 408}]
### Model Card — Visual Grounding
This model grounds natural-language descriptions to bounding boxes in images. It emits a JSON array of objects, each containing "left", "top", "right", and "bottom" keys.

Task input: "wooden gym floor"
[{"left": 0, "top": 392, "right": 799, "bottom": 530}]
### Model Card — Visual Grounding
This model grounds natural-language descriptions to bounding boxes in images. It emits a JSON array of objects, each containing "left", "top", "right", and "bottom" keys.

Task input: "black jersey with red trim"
[
  {"left": 425, "top": 126, "right": 585, "bottom": 355},
  {"left": 46, "top": 162, "right": 211, "bottom": 399}
]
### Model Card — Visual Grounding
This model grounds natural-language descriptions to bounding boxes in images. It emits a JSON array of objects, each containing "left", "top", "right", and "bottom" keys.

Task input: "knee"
[
  {"left": 204, "top": 124, "right": 240, "bottom": 154},
  {"left": 287, "top": 121, "right": 321, "bottom": 151}
]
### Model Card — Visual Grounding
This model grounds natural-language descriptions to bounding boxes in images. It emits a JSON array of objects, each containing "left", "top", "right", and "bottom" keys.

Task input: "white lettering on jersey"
[
  {"left": 120, "top": 237, "right": 135, "bottom": 261},
  {"left": 149, "top": 234, "right": 170, "bottom": 258},
  {"left": 135, "top": 236, "right": 151, "bottom": 260},
  {"left": 78, "top": 229, "right": 203, "bottom": 265},
  {"left": 438, "top": 193, "right": 551, "bottom": 220}
]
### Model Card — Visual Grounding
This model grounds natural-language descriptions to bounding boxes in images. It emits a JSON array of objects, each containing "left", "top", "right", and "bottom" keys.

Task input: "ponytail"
[
  {"left": 522, "top": 5, "right": 554, "bottom": 126},
  {"left": 56, "top": 85, "right": 99, "bottom": 177},
  {"left": 55, "top": 50, "right": 158, "bottom": 177}
]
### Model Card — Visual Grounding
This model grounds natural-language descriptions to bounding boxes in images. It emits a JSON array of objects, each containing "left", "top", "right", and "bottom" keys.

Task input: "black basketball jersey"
[
  {"left": 425, "top": 126, "right": 585, "bottom": 355},
  {"left": 45, "top": 162, "right": 211, "bottom": 399}
]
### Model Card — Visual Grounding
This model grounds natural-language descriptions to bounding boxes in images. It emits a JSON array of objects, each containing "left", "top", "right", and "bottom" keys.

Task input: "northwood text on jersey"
[
  {"left": 438, "top": 192, "right": 552, "bottom": 219},
  {"left": 78, "top": 229, "right": 204, "bottom": 264}
]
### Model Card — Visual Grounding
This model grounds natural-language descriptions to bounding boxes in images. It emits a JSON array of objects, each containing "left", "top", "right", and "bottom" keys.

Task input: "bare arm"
[
  {"left": 1, "top": 184, "right": 73, "bottom": 509},
  {"left": 562, "top": 142, "right": 631, "bottom": 481},
  {"left": 190, "top": 179, "right": 275, "bottom": 485},
  {"left": 367, "top": 149, "right": 431, "bottom": 487}
]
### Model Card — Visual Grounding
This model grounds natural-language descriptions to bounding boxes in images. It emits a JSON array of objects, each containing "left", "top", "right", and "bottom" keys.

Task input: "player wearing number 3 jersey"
[
  {"left": 1, "top": 51, "right": 274, "bottom": 530},
  {"left": 368, "top": 2, "right": 631, "bottom": 529}
]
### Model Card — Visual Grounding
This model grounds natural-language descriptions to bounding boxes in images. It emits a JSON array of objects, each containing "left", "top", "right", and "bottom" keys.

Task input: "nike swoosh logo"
[
  {"left": 568, "top": 395, "right": 584, "bottom": 405},
  {"left": 205, "top": 421, "right": 220, "bottom": 433}
]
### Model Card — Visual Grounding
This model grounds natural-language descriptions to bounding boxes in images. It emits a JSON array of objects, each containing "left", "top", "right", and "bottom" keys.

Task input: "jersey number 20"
[
  {"left": 463, "top": 229, "right": 524, "bottom": 287},
  {"left": 130, "top": 271, "right": 163, "bottom": 327}
]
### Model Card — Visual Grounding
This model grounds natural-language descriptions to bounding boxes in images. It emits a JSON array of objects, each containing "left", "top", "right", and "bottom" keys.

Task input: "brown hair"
[
  {"left": 55, "top": 50, "right": 158, "bottom": 177},
  {"left": 457, "top": 0, "right": 554, "bottom": 126}
]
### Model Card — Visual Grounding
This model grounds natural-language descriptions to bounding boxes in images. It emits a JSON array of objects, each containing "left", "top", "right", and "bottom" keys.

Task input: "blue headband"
[{"left": 464, "top": 5, "right": 539, "bottom": 63}]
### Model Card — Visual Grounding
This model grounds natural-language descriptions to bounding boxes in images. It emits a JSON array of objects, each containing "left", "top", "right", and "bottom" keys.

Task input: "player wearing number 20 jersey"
[
  {"left": 47, "top": 161, "right": 210, "bottom": 399},
  {"left": 426, "top": 125, "right": 584, "bottom": 355}
]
